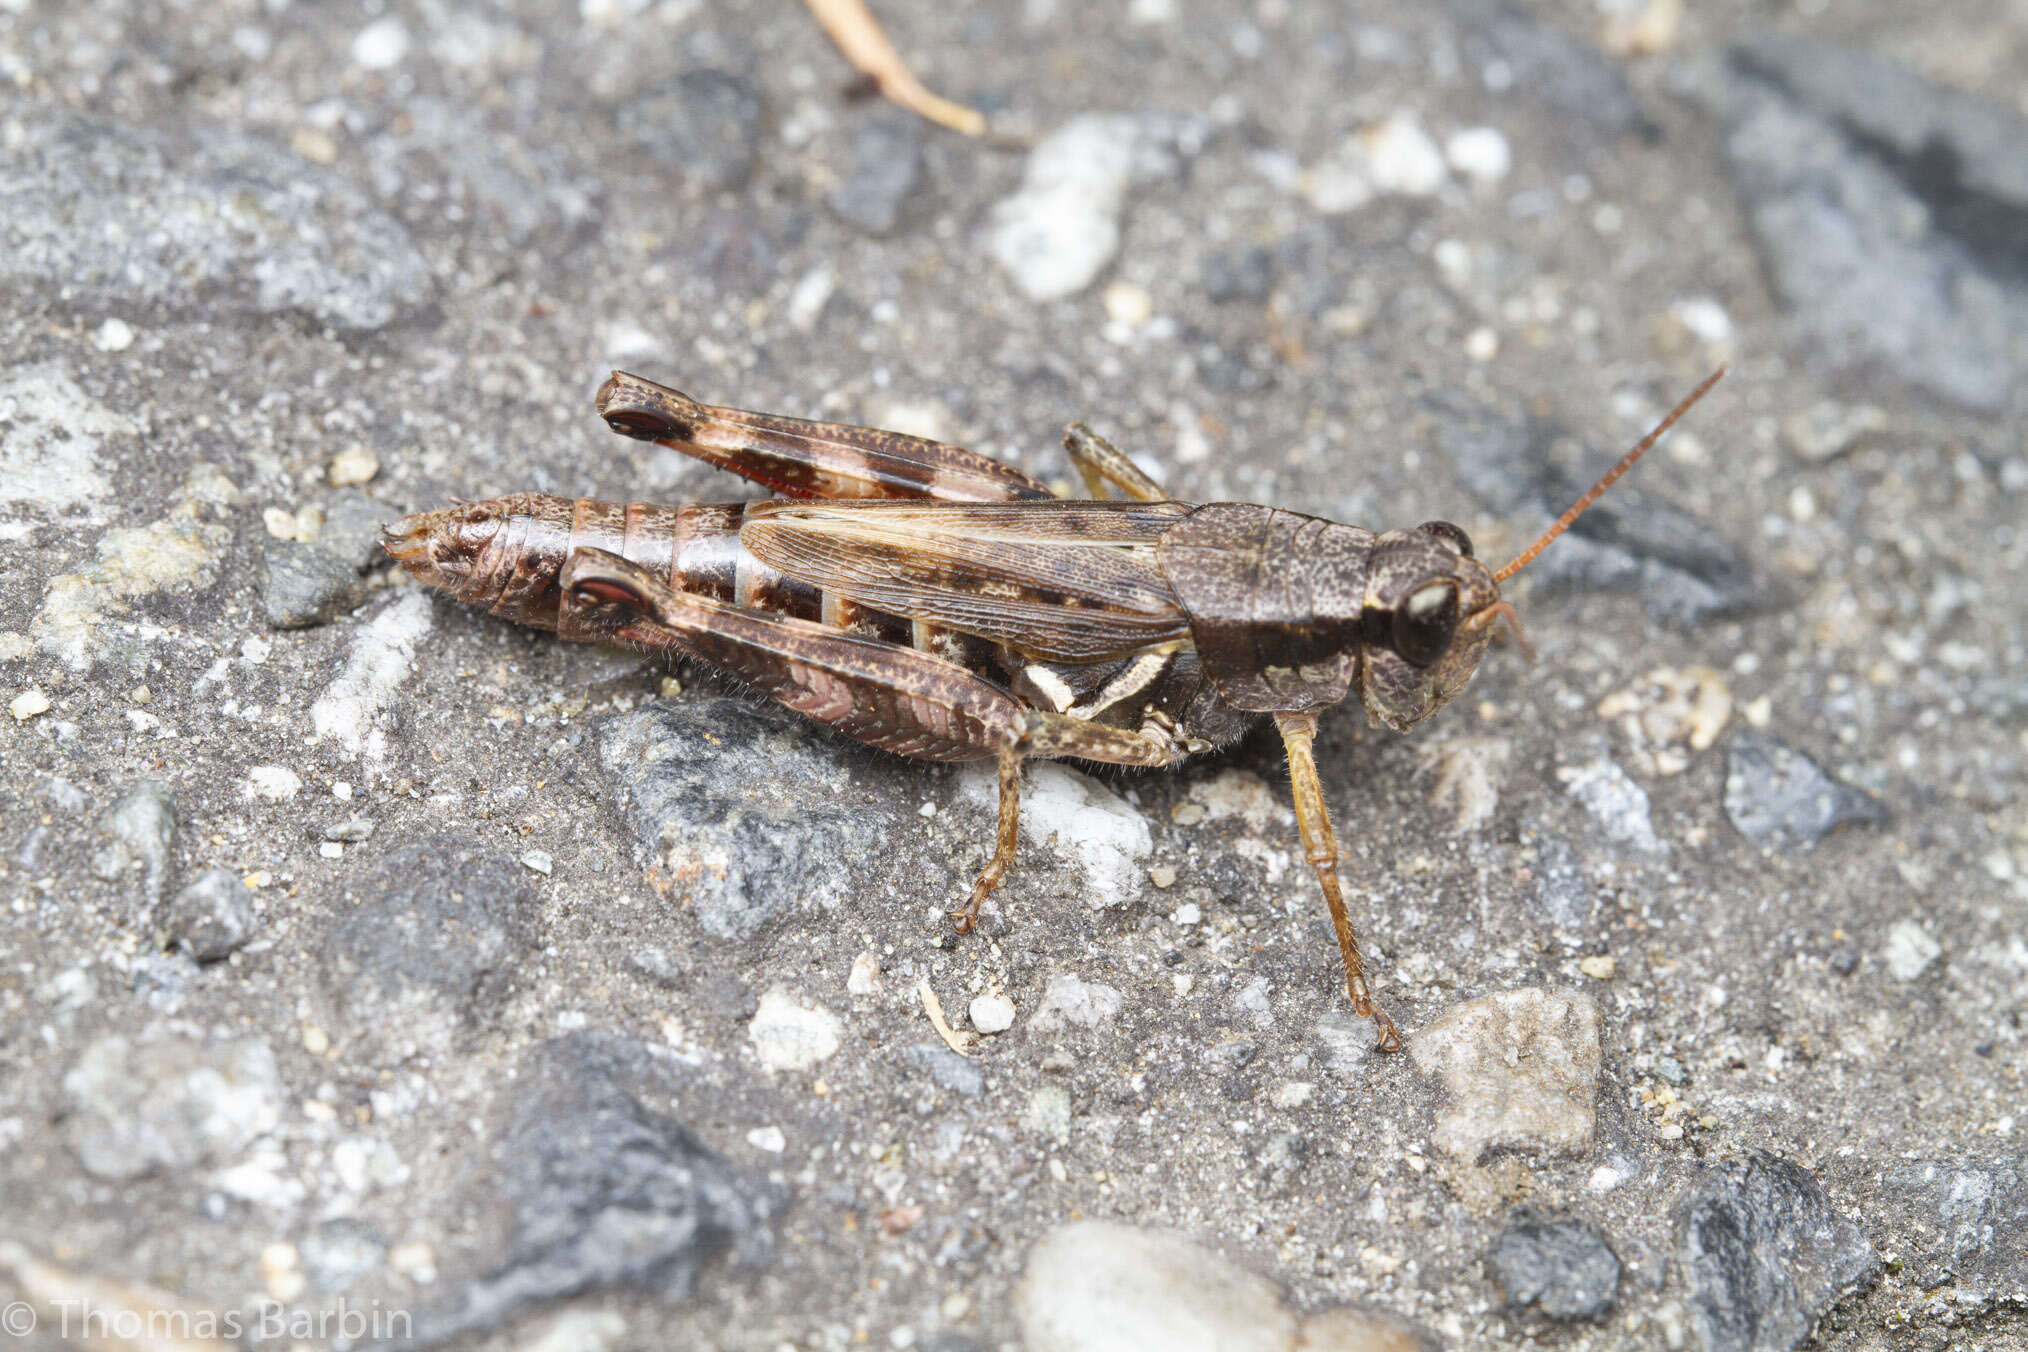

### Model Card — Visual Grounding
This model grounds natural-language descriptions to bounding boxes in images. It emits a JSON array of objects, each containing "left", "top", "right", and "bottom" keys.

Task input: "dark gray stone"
[
  {"left": 320, "top": 492, "right": 395, "bottom": 570},
  {"left": 0, "top": 108, "right": 430, "bottom": 330},
  {"left": 1200, "top": 246, "right": 1275, "bottom": 304},
  {"left": 828, "top": 115, "right": 923, "bottom": 236},
  {"left": 165, "top": 867, "right": 256, "bottom": 962},
  {"left": 1447, "top": 0, "right": 1645, "bottom": 137},
  {"left": 1486, "top": 1214, "right": 1621, "bottom": 1320},
  {"left": 90, "top": 780, "right": 176, "bottom": 908},
  {"left": 898, "top": 1041, "right": 984, "bottom": 1097},
  {"left": 1723, "top": 731, "right": 1887, "bottom": 849},
  {"left": 400, "top": 1033, "right": 777, "bottom": 1346},
  {"left": 264, "top": 539, "right": 369, "bottom": 630},
  {"left": 1704, "top": 37, "right": 2028, "bottom": 412},
  {"left": 1677, "top": 1152, "right": 1880, "bottom": 1352},
  {"left": 1874, "top": 1155, "right": 2028, "bottom": 1305},
  {"left": 319, "top": 839, "right": 538, "bottom": 1051},
  {"left": 618, "top": 69, "right": 765, "bottom": 192},
  {"left": 1437, "top": 402, "right": 1761, "bottom": 627},
  {"left": 596, "top": 699, "right": 902, "bottom": 941}
]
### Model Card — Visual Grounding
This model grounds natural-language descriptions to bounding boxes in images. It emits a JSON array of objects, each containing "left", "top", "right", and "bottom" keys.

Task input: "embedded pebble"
[
  {"left": 1017, "top": 1222, "right": 1428, "bottom": 1352},
  {"left": 1556, "top": 758, "right": 1665, "bottom": 854},
  {"left": 897, "top": 1042, "right": 983, "bottom": 1097},
  {"left": 989, "top": 114, "right": 1190, "bottom": 301},
  {"left": 1677, "top": 1152, "right": 1879, "bottom": 1352},
  {"left": 1578, "top": 955, "right": 1617, "bottom": 981},
  {"left": 1411, "top": 988, "right": 1603, "bottom": 1163},
  {"left": 352, "top": 17, "right": 410, "bottom": 69},
  {"left": 617, "top": 69, "right": 765, "bottom": 192},
  {"left": 1301, "top": 111, "right": 1447, "bottom": 215},
  {"left": 1597, "top": 666, "right": 1732, "bottom": 776},
  {"left": 324, "top": 818, "right": 376, "bottom": 844},
  {"left": 1880, "top": 918, "right": 1941, "bottom": 982},
  {"left": 827, "top": 116, "right": 922, "bottom": 237},
  {"left": 327, "top": 445, "right": 380, "bottom": 486},
  {"left": 62, "top": 1032, "right": 283, "bottom": 1180},
  {"left": 91, "top": 317, "right": 136, "bottom": 352},
  {"left": 92, "top": 780, "right": 177, "bottom": 905},
  {"left": 1419, "top": 737, "right": 1512, "bottom": 833},
  {"left": 1024, "top": 1084, "right": 1073, "bottom": 1144},
  {"left": 520, "top": 849, "right": 554, "bottom": 875},
  {"left": 1029, "top": 973, "right": 1125, "bottom": 1032},
  {"left": 1723, "top": 731, "right": 1887, "bottom": 848},
  {"left": 847, "top": 951, "right": 882, "bottom": 996},
  {"left": 969, "top": 994, "right": 1016, "bottom": 1035},
  {"left": 748, "top": 987, "right": 843, "bottom": 1072},
  {"left": 10, "top": 688, "right": 50, "bottom": 721},
  {"left": 1782, "top": 401, "right": 1888, "bottom": 463},
  {"left": 1445, "top": 126, "right": 1512, "bottom": 184},
  {"left": 1487, "top": 1215, "right": 1623, "bottom": 1320},
  {"left": 968, "top": 762, "right": 1151, "bottom": 910},
  {"left": 165, "top": 868, "right": 258, "bottom": 962},
  {"left": 246, "top": 766, "right": 303, "bottom": 800}
]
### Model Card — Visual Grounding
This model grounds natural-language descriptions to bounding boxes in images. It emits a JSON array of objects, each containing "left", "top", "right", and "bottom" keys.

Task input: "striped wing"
[{"left": 740, "top": 499, "right": 1194, "bottom": 662}]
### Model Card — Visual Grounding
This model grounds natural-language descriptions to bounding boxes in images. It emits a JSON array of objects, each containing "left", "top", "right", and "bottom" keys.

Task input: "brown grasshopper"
[{"left": 384, "top": 366, "right": 1724, "bottom": 1050}]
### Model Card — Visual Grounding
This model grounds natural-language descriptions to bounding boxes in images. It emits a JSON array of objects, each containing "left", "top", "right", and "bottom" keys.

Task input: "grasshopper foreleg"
[{"left": 1275, "top": 710, "right": 1403, "bottom": 1053}]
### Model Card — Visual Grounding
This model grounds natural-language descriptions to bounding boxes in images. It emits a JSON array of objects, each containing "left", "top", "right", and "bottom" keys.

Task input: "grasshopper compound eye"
[{"left": 1393, "top": 580, "right": 1461, "bottom": 667}]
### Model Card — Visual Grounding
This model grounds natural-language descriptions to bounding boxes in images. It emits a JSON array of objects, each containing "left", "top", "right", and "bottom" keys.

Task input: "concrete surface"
[{"left": 2, "top": 2, "right": 2024, "bottom": 1350}]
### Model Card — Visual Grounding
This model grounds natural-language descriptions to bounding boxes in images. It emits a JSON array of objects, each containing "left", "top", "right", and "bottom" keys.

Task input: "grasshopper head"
[
  {"left": 1361, "top": 365, "right": 1728, "bottom": 733},
  {"left": 1357, "top": 523, "right": 1508, "bottom": 732}
]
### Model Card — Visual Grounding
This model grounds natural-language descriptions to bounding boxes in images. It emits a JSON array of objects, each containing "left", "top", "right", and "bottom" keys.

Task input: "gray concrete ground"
[{"left": 1, "top": 2, "right": 2024, "bottom": 1350}]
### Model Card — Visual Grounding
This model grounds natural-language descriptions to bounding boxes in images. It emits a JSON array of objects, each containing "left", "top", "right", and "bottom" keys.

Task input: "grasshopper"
[{"left": 384, "top": 366, "right": 1724, "bottom": 1049}]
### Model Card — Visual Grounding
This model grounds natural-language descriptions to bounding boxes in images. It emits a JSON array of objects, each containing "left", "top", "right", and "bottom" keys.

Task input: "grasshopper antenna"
[{"left": 1493, "top": 365, "right": 1727, "bottom": 585}]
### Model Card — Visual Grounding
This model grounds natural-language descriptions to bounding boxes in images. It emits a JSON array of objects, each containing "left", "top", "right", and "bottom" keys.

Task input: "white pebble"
[
  {"left": 246, "top": 766, "right": 302, "bottom": 801},
  {"left": 1359, "top": 112, "right": 1447, "bottom": 196},
  {"left": 748, "top": 987, "right": 844, "bottom": 1072},
  {"left": 1881, "top": 918, "right": 1941, "bottom": 982},
  {"left": 847, "top": 950, "right": 882, "bottom": 996},
  {"left": 351, "top": 17, "right": 409, "bottom": 70},
  {"left": 318, "top": 842, "right": 344, "bottom": 859},
  {"left": 1671, "top": 296, "right": 1734, "bottom": 345},
  {"left": 10, "top": 688, "right": 51, "bottom": 721},
  {"left": 1464, "top": 326, "right": 1500, "bottom": 362},
  {"left": 520, "top": 850, "right": 554, "bottom": 876},
  {"left": 92, "top": 318, "right": 136, "bottom": 353},
  {"left": 328, "top": 446, "right": 380, "bottom": 487},
  {"left": 969, "top": 994, "right": 1016, "bottom": 1035},
  {"left": 1445, "top": 126, "right": 1512, "bottom": 184},
  {"left": 746, "top": 1125, "right": 786, "bottom": 1153},
  {"left": 1103, "top": 281, "right": 1154, "bottom": 327}
]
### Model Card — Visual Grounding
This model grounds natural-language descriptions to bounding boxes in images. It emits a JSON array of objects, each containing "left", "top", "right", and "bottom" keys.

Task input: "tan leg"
[
  {"left": 1275, "top": 711, "right": 1402, "bottom": 1052},
  {"left": 952, "top": 710, "right": 1189, "bottom": 932},
  {"left": 952, "top": 744, "right": 1023, "bottom": 933},
  {"left": 1063, "top": 423, "right": 1172, "bottom": 502}
]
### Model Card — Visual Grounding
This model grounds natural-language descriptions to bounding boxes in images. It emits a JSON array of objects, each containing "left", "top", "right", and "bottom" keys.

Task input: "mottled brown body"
[{"left": 386, "top": 368, "right": 1724, "bottom": 1050}]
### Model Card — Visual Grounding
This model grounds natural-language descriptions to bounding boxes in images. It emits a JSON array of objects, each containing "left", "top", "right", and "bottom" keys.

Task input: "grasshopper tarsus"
[{"left": 387, "top": 368, "right": 1726, "bottom": 1046}]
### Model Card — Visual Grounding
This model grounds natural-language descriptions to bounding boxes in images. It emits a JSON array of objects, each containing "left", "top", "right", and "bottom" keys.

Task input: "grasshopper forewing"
[{"left": 386, "top": 366, "right": 1726, "bottom": 1051}]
